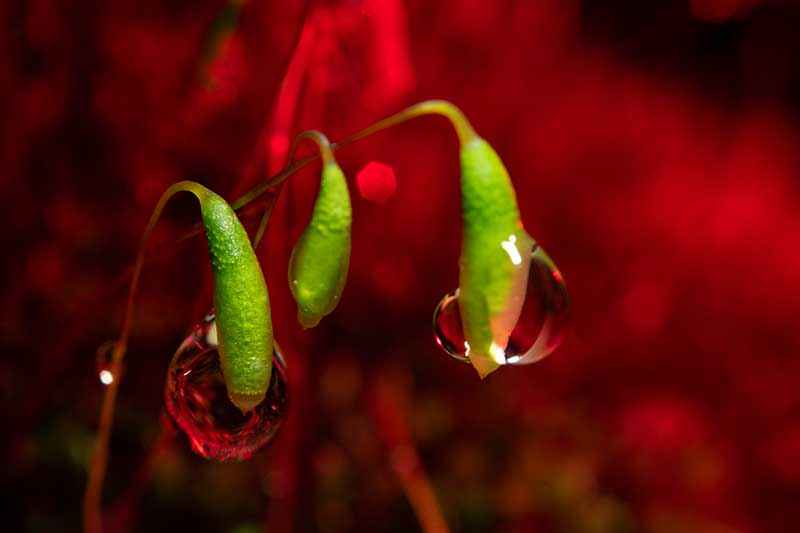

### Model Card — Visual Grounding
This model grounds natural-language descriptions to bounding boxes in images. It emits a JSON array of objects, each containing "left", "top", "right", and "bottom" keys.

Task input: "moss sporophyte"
[
  {"left": 84, "top": 100, "right": 568, "bottom": 533},
  {"left": 287, "top": 131, "right": 352, "bottom": 329}
]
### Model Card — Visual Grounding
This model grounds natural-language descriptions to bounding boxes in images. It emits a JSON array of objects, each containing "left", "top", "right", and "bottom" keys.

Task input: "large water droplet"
[
  {"left": 432, "top": 245, "right": 569, "bottom": 366},
  {"left": 164, "top": 313, "right": 289, "bottom": 462}
]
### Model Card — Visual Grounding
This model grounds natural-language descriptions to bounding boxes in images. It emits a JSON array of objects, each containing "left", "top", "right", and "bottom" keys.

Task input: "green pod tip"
[
  {"left": 200, "top": 189, "right": 273, "bottom": 413},
  {"left": 458, "top": 136, "right": 534, "bottom": 379},
  {"left": 288, "top": 160, "right": 353, "bottom": 328}
]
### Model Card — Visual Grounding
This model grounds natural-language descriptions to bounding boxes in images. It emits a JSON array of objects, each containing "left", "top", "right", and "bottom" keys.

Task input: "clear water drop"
[
  {"left": 433, "top": 245, "right": 569, "bottom": 366},
  {"left": 95, "top": 340, "right": 118, "bottom": 386},
  {"left": 164, "top": 313, "right": 289, "bottom": 462},
  {"left": 504, "top": 246, "right": 569, "bottom": 364},
  {"left": 432, "top": 291, "right": 470, "bottom": 362}
]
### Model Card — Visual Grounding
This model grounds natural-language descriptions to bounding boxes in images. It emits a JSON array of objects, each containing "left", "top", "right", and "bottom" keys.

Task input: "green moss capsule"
[
  {"left": 199, "top": 189, "right": 273, "bottom": 412},
  {"left": 353, "top": 100, "right": 535, "bottom": 378},
  {"left": 458, "top": 137, "right": 534, "bottom": 378},
  {"left": 288, "top": 159, "right": 352, "bottom": 328}
]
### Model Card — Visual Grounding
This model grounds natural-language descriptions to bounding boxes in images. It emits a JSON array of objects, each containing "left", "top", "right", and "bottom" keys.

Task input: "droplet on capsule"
[
  {"left": 433, "top": 245, "right": 569, "bottom": 366},
  {"left": 432, "top": 291, "right": 470, "bottom": 362},
  {"left": 164, "top": 314, "right": 289, "bottom": 462}
]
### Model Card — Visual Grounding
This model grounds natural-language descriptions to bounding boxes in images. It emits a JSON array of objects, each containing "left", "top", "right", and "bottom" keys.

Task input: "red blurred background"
[{"left": 4, "top": 0, "right": 800, "bottom": 531}]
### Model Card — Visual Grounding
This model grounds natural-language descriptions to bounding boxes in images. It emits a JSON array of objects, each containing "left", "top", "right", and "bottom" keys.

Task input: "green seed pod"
[
  {"left": 288, "top": 159, "right": 352, "bottom": 328},
  {"left": 458, "top": 137, "right": 533, "bottom": 378},
  {"left": 200, "top": 189, "right": 273, "bottom": 413}
]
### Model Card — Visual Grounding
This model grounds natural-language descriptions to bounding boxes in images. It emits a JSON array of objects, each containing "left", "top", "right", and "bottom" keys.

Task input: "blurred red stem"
[
  {"left": 103, "top": 428, "right": 174, "bottom": 532},
  {"left": 372, "top": 373, "right": 451, "bottom": 533},
  {"left": 258, "top": 5, "right": 316, "bottom": 532}
]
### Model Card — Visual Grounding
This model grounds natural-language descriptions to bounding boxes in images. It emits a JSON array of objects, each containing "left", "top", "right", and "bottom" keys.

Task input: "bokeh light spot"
[
  {"left": 99, "top": 370, "right": 114, "bottom": 385},
  {"left": 356, "top": 161, "right": 396, "bottom": 203}
]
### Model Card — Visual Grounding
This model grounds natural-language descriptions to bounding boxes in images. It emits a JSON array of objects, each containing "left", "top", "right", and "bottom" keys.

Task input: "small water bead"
[
  {"left": 164, "top": 313, "right": 289, "bottom": 462},
  {"left": 433, "top": 245, "right": 569, "bottom": 366},
  {"left": 95, "top": 340, "right": 119, "bottom": 386}
]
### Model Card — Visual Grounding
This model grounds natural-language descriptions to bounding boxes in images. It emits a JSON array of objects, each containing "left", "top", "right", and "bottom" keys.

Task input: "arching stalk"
[
  {"left": 252, "top": 131, "right": 335, "bottom": 249},
  {"left": 84, "top": 181, "right": 210, "bottom": 533},
  {"left": 235, "top": 100, "right": 477, "bottom": 219}
]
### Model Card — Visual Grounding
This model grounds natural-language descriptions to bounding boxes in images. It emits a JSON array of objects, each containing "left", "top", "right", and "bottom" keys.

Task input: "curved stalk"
[
  {"left": 252, "top": 130, "right": 334, "bottom": 248},
  {"left": 84, "top": 181, "right": 209, "bottom": 533},
  {"left": 333, "top": 98, "right": 476, "bottom": 147},
  {"left": 235, "top": 100, "right": 477, "bottom": 214},
  {"left": 293, "top": 129, "right": 335, "bottom": 164}
]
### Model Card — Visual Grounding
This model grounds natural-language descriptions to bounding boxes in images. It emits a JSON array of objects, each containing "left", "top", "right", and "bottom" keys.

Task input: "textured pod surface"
[
  {"left": 289, "top": 161, "right": 352, "bottom": 328},
  {"left": 201, "top": 191, "right": 273, "bottom": 412},
  {"left": 459, "top": 137, "right": 533, "bottom": 378}
]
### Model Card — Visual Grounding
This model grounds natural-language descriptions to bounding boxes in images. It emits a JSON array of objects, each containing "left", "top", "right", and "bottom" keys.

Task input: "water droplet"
[
  {"left": 432, "top": 291, "right": 469, "bottom": 362},
  {"left": 433, "top": 245, "right": 569, "bottom": 366},
  {"left": 164, "top": 314, "right": 289, "bottom": 461},
  {"left": 504, "top": 246, "right": 569, "bottom": 364},
  {"left": 95, "top": 340, "right": 119, "bottom": 386}
]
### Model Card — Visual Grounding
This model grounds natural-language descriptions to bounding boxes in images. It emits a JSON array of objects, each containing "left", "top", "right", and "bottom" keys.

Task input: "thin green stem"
[
  {"left": 235, "top": 100, "right": 476, "bottom": 212},
  {"left": 257, "top": 100, "right": 477, "bottom": 194},
  {"left": 294, "top": 130, "right": 335, "bottom": 165},
  {"left": 84, "top": 181, "right": 209, "bottom": 533},
  {"left": 251, "top": 130, "right": 334, "bottom": 249},
  {"left": 334, "top": 99, "right": 477, "bottom": 147},
  {"left": 231, "top": 154, "right": 317, "bottom": 211},
  {"left": 250, "top": 184, "right": 283, "bottom": 250}
]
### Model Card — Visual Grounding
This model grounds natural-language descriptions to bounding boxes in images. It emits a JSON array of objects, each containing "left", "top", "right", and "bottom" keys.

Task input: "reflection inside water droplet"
[
  {"left": 433, "top": 244, "right": 569, "bottom": 366},
  {"left": 164, "top": 313, "right": 289, "bottom": 462}
]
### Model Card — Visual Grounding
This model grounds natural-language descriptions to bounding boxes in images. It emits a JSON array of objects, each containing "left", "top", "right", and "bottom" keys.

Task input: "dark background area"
[{"left": 3, "top": 0, "right": 800, "bottom": 531}]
